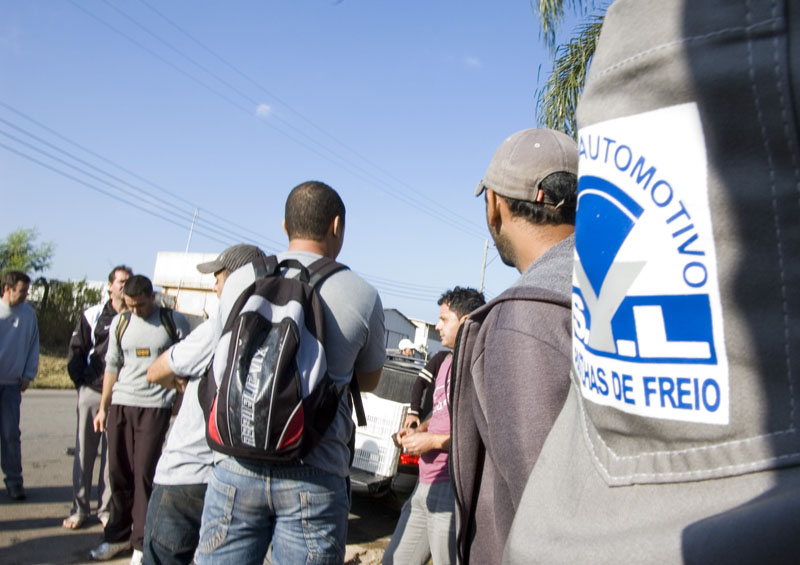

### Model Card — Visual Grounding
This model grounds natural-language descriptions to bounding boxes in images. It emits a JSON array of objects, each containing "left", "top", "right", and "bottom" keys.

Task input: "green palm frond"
[
  {"left": 532, "top": 0, "right": 596, "bottom": 53},
  {"left": 536, "top": 15, "right": 603, "bottom": 138}
]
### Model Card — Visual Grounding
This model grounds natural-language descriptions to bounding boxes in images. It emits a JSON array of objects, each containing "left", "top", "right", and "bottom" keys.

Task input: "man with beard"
[{"left": 450, "top": 128, "right": 577, "bottom": 563}]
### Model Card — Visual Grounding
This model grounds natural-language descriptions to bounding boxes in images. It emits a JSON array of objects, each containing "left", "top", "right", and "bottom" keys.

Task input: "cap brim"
[
  {"left": 474, "top": 180, "right": 487, "bottom": 196},
  {"left": 196, "top": 260, "right": 223, "bottom": 274}
]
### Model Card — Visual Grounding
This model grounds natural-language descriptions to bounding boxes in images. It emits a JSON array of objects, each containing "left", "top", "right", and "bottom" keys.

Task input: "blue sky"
[{"left": 1, "top": 1, "right": 579, "bottom": 322}]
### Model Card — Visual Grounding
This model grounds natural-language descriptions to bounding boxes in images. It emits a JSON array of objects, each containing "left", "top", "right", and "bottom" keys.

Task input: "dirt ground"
[{"left": 0, "top": 390, "right": 401, "bottom": 565}]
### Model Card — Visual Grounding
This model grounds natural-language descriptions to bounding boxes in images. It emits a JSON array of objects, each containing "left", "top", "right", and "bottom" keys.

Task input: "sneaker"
[
  {"left": 130, "top": 549, "right": 143, "bottom": 565},
  {"left": 97, "top": 513, "right": 110, "bottom": 528},
  {"left": 7, "top": 484, "right": 26, "bottom": 500},
  {"left": 90, "top": 541, "right": 131, "bottom": 561}
]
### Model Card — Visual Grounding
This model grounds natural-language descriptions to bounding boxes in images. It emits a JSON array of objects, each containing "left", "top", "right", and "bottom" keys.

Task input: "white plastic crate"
[
  {"left": 356, "top": 393, "right": 408, "bottom": 438},
  {"left": 352, "top": 431, "right": 401, "bottom": 477},
  {"left": 351, "top": 393, "right": 408, "bottom": 477}
]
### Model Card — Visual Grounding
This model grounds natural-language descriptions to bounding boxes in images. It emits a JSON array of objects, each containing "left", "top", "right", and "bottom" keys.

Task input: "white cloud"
[
  {"left": 464, "top": 56, "right": 482, "bottom": 69},
  {"left": 256, "top": 104, "right": 272, "bottom": 118}
]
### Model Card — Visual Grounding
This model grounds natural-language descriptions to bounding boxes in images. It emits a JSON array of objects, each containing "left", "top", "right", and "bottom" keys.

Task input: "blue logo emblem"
[{"left": 574, "top": 175, "right": 716, "bottom": 365}]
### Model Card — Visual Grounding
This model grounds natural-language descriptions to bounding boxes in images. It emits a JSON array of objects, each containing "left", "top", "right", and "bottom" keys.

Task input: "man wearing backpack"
[
  {"left": 142, "top": 244, "right": 267, "bottom": 565},
  {"left": 450, "top": 129, "right": 577, "bottom": 564},
  {"left": 90, "top": 275, "right": 190, "bottom": 564},
  {"left": 196, "top": 181, "right": 386, "bottom": 565}
]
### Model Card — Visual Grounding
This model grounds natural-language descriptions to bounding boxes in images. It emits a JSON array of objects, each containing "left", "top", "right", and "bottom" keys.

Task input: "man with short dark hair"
[
  {"left": 385, "top": 287, "right": 485, "bottom": 565},
  {"left": 63, "top": 265, "right": 132, "bottom": 530},
  {"left": 0, "top": 270, "right": 38, "bottom": 501},
  {"left": 450, "top": 129, "right": 577, "bottom": 563},
  {"left": 142, "top": 244, "right": 267, "bottom": 565},
  {"left": 195, "top": 180, "right": 386, "bottom": 564},
  {"left": 90, "top": 275, "right": 189, "bottom": 564}
]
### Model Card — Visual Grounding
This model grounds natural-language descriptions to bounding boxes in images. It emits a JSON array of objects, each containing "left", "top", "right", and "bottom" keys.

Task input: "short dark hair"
[
  {"left": 2, "top": 271, "right": 30, "bottom": 291},
  {"left": 438, "top": 286, "right": 486, "bottom": 318},
  {"left": 108, "top": 265, "right": 133, "bottom": 283},
  {"left": 502, "top": 172, "right": 577, "bottom": 226},
  {"left": 123, "top": 274, "right": 153, "bottom": 298},
  {"left": 284, "top": 181, "right": 346, "bottom": 241}
]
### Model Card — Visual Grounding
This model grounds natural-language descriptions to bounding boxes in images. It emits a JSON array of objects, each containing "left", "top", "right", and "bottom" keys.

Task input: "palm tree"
[{"left": 532, "top": 1, "right": 606, "bottom": 138}]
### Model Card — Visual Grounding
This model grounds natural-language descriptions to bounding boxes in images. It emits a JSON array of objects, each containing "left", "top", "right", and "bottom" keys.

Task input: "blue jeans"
[
  {"left": 196, "top": 458, "right": 349, "bottom": 565},
  {"left": 0, "top": 384, "right": 23, "bottom": 490},
  {"left": 143, "top": 483, "right": 207, "bottom": 565},
  {"left": 383, "top": 480, "right": 455, "bottom": 565}
]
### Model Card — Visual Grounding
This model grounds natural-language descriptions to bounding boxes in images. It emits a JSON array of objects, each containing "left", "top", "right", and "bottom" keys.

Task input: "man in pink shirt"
[{"left": 384, "top": 287, "right": 485, "bottom": 565}]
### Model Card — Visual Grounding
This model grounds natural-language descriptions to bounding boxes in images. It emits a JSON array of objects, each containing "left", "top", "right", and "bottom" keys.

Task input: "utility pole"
[
  {"left": 176, "top": 208, "right": 199, "bottom": 308},
  {"left": 184, "top": 208, "right": 199, "bottom": 253},
  {"left": 479, "top": 238, "right": 489, "bottom": 293}
]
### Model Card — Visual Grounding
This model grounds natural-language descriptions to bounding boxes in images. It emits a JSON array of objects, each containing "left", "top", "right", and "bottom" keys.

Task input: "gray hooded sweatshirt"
[{"left": 451, "top": 234, "right": 574, "bottom": 564}]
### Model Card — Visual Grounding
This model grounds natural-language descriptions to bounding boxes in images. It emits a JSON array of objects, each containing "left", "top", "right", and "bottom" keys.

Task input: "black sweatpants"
[{"left": 104, "top": 404, "right": 171, "bottom": 550}]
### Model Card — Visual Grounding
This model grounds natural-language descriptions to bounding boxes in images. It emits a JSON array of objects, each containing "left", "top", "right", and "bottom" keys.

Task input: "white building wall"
[{"left": 153, "top": 252, "right": 218, "bottom": 318}]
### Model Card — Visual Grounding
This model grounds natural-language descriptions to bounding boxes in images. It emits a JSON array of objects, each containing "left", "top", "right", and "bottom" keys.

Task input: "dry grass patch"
[{"left": 32, "top": 347, "right": 73, "bottom": 389}]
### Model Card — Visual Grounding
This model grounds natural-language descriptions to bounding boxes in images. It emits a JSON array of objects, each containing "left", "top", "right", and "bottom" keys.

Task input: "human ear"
[{"left": 485, "top": 189, "right": 503, "bottom": 230}]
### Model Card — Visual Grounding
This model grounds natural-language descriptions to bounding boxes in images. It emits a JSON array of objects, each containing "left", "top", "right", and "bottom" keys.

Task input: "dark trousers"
[
  {"left": 143, "top": 483, "right": 207, "bottom": 565},
  {"left": 105, "top": 404, "right": 171, "bottom": 550}
]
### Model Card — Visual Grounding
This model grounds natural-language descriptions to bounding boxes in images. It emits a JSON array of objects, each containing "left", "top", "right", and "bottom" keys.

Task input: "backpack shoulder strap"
[
  {"left": 115, "top": 311, "right": 132, "bottom": 344},
  {"left": 159, "top": 307, "right": 180, "bottom": 345},
  {"left": 306, "top": 257, "right": 349, "bottom": 289},
  {"left": 350, "top": 371, "right": 367, "bottom": 427},
  {"left": 219, "top": 257, "right": 280, "bottom": 334},
  {"left": 303, "top": 258, "right": 365, "bottom": 425}
]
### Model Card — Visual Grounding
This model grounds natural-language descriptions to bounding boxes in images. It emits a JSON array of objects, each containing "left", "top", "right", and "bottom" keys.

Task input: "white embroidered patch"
[{"left": 572, "top": 102, "right": 729, "bottom": 425}]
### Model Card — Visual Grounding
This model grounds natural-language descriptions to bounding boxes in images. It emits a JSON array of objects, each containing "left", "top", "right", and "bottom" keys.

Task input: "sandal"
[{"left": 62, "top": 513, "right": 86, "bottom": 530}]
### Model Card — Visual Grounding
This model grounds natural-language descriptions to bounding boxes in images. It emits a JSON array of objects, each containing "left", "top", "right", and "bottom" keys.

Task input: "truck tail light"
[{"left": 399, "top": 452, "right": 419, "bottom": 466}]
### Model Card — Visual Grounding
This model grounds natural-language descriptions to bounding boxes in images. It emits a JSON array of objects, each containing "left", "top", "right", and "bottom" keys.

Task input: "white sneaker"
[
  {"left": 90, "top": 540, "right": 131, "bottom": 561},
  {"left": 130, "top": 549, "right": 143, "bottom": 565}
]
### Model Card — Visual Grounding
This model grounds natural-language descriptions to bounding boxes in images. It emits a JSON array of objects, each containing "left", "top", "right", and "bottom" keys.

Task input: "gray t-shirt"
[
  {"left": 211, "top": 251, "right": 386, "bottom": 477},
  {"left": 105, "top": 307, "right": 190, "bottom": 408},
  {"left": 154, "top": 319, "right": 217, "bottom": 485}
]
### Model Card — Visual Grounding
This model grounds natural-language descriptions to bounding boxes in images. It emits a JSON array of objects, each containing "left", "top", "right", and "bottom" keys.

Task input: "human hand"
[
  {"left": 403, "top": 414, "right": 420, "bottom": 430},
  {"left": 93, "top": 409, "right": 107, "bottom": 433},
  {"left": 400, "top": 432, "right": 437, "bottom": 456},
  {"left": 174, "top": 376, "right": 188, "bottom": 393},
  {"left": 19, "top": 379, "right": 30, "bottom": 392},
  {"left": 393, "top": 426, "right": 417, "bottom": 447}
]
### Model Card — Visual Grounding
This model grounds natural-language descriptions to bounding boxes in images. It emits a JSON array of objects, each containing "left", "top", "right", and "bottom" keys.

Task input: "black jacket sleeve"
[
  {"left": 409, "top": 350, "right": 449, "bottom": 418},
  {"left": 66, "top": 313, "right": 92, "bottom": 387}
]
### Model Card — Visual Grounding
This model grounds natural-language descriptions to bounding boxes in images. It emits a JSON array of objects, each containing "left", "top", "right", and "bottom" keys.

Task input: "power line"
[
  {"left": 1, "top": 116, "right": 451, "bottom": 300},
  {"left": 0, "top": 140, "right": 236, "bottom": 248},
  {"left": 67, "top": 0, "right": 487, "bottom": 240},
  {"left": 0, "top": 102, "right": 286, "bottom": 252},
  {"left": 136, "top": 0, "right": 487, "bottom": 234},
  {"left": 0, "top": 122, "right": 281, "bottom": 253}
]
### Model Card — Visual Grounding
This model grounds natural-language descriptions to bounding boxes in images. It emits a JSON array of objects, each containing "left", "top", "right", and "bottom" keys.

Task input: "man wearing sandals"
[{"left": 63, "top": 265, "right": 132, "bottom": 531}]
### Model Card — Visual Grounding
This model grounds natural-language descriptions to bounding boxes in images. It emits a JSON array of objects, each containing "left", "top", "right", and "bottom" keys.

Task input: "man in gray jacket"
[
  {"left": 450, "top": 128, "right": 577, "bottom": 563},
  {"left": 504, "top": 1, "right": 800, "bottom": 562}
]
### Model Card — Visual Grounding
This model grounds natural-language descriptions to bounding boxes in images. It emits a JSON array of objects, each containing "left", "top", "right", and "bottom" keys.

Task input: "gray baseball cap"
[
  {"left": 196, "top": 244, "right": 266, "bottom": 274},
  {"left": 475, "top": 128, "right": 578, "bottom": 204}
]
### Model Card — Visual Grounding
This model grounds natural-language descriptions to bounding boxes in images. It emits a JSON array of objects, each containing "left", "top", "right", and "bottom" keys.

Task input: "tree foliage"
[
  {"left": 532, "top": 0, "right": 606, "bottom": 137},
  {"left": 35, "top": 279, "right": 102, "bottom": 349},
  {"left": 0, "top": 227, "right": 55, "bottom": 275}
]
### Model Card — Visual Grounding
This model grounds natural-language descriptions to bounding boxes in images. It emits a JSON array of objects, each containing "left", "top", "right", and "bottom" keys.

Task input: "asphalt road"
[{"left": 0, "top": 390, "right": 402, "bottom": 565}]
